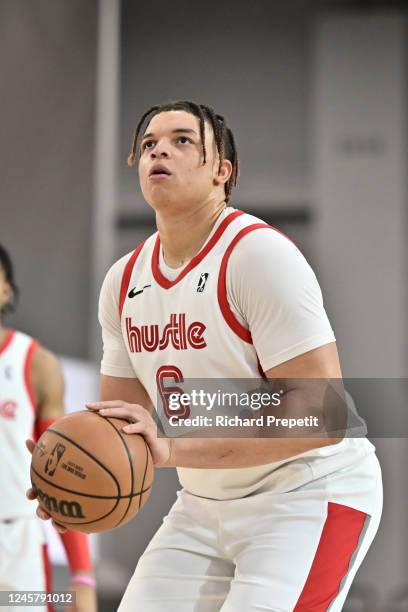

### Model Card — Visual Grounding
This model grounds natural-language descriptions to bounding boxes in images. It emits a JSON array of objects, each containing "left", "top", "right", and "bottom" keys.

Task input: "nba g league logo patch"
[{"left": 197, "top": 272, "right": 209, "bottom": 293}]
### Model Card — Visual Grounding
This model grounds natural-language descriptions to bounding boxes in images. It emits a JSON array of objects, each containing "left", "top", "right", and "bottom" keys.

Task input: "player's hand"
[
  {"left": 86, "top": 401, "right": 171, "bottom": 467},
  {"left": 68, "top": 578, "right": 98, "bottom": 612},
  {"left": 25, "top": 438, "right": 68, "bottom": 533}
]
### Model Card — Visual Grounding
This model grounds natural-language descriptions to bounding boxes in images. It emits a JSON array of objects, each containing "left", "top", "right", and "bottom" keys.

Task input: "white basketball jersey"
[
  {"left": 117, "top": 209, "right": 374, "bottom": 499},
  {"left": 121, "top": 210, "right": 262, "bottom": 383},
  {"left": 0, "top": 330, "right": 38, "bottom": 518}
]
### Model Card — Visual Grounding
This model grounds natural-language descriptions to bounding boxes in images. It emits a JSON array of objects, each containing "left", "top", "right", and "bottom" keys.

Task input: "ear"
[{"left": 214, "top": 158, "right": 233, "bottom": 186}]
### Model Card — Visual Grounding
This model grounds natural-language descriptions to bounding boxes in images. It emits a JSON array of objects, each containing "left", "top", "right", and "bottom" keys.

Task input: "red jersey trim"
[
  {"left": 0, "top": 329, "right": 15, "bottom": 355},
  {"left": 217, "top": 223, "right": 270, "bottom": 344},
  {"left": 119, "top": 241, "right": 147, "bottom": 318},
  {"left": 151, "top": 209, "right": 245, "bottom": 289},
  {"left": 293, "top": 502, "right": 367, "bottom": 611},
  {"left": 24, "top": 339, "right": 39, "bottom": 414}
]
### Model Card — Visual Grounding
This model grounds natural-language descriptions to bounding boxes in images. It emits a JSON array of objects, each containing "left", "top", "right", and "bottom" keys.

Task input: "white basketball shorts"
[{"left": 119, "top": 452, "right": 382, "bottom": 612}]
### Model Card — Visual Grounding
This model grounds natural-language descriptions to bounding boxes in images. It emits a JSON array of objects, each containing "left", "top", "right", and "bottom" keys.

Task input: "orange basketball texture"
[{"left": 30, "top": 411, "right": 154, "bottom": 533}]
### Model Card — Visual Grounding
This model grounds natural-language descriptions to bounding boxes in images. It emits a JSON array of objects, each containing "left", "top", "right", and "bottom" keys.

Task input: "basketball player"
[
  {"left": 0, "top": 244, "right": 97, "bottom": 612},
  {"left": 32, "top": 101, "right": 382, "bottom": 611}
]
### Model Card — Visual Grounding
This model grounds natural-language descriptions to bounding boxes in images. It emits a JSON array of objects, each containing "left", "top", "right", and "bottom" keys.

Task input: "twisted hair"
[
  {"left": 0, "top": 244, "right": 19, "bottom": 315},
  {"left": 127, "top": 100, "right": 239, "bottom": 203}
]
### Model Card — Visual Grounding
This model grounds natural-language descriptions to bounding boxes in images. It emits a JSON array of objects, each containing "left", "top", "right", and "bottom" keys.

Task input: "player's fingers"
[
  {"left": 99, "top": 406, "right": 145, "bottom": 421},
  {"left": 26, "top": 487, "right": 37, "bottom": 500},
  {"left": 85, "top": 403, "right": 99, "bottom": 411},
  {"left": 86, "top": 400, "right": 125, "bottom": 410},
  {"left": 36, "top": 506, "right": 51, "bottom": 521},
  {"left": 25, "top": 438, "right": 36, "bottom": 454},
  {"left": 122, "top": 421, "right": 145, "bottom": 434}
]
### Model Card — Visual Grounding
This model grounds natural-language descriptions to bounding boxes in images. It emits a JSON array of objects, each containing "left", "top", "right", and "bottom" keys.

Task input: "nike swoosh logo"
[{"left": 128, "top": 284, "right": 152, "bottom": 298}]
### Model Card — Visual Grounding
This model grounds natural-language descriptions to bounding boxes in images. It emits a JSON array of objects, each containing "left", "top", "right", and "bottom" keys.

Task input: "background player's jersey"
[
  {"left": 99, "top": 208, "right": 375, "bottom": 500},
  {"left": 0, "top": 330, "right": 38, "bottom": 518}
]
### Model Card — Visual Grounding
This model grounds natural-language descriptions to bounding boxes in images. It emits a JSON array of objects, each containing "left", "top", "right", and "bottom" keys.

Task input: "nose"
[{"left": 150, "top": 140, "right": 169, "bottom": 159}]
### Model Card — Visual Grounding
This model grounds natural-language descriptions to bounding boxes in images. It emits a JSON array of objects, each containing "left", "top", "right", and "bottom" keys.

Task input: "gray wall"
[
  {"left": 0, "top": 0, "right": 97, "bottom": 358},
  {"left": 314, "top": 12, "right": 407, "bottom": 379},
  {"left": 119, "top": 0, "right": 316, "bottom": 217},
  {"left": 313, "top": 13, "right": 408, "bottom": 608}
]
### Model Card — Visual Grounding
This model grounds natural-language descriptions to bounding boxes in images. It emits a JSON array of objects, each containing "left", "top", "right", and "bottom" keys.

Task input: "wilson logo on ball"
[
  {"left": 44, "top": 443, "right": 66, "bottom": 477},
  {"left": 34, "top": 485, "right": 85, "bottom": 518}
]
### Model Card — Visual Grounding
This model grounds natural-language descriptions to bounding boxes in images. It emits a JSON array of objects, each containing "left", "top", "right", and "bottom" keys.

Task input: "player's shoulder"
[
  {"left": 105, "top": 251, "right": 134, "bottom": 282},
  {"left": 102, "top": 251, "right": 140, "bottom": 294},
  {"left": 100, "top": 254, "right": 131, "bottom": 307},
  {"left": 231, "top": 209, "right": 302, "bottom": 262},
  {"left": 225, "top": 209, "right": 318, "bottom": 289},
  {"left": 104, "top": 232, "right": 157, "bottom": 285}
]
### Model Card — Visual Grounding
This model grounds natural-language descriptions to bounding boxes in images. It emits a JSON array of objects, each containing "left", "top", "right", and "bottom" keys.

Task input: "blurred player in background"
[
  {"left": 0, "top": 244, "right": 97, "bottom": 612},
  {"left": 32, "top": 101, "right": 382, "bottom": 611}
]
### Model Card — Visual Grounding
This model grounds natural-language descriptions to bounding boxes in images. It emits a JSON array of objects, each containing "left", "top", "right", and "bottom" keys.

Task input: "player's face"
[
  {"left": 138, "top": 110, "right": 227, "bottom": 213},
  {"left": 0, "top": 267, "right": 12, "bottom": 315}
]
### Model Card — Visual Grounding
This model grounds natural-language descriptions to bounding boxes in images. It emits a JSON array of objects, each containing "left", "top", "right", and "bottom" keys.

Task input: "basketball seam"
[
  {"left": 103, "top": 418, "right": 136, "bottom": 527},
  {"left": 30, "top": 465, "right": 152, "bottom": 500},
  {"left": 139, "top": 438, "right": 150, "bottom": 511},
  {"left": 54, "top": 486, "right": 154, "bottom": 527},
  {"left": 31, "top": 464, "right": 122, "bottom": 526}
]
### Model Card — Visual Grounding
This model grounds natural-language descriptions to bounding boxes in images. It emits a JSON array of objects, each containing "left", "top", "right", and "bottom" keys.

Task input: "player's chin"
[{"left": 141, "top": 185, "right": 180, "bottom": 210}]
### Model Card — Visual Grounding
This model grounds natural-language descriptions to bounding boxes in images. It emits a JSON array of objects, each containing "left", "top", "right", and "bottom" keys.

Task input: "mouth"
[{"left": 149, "top": 165, "right": 172, "bottom": 180}]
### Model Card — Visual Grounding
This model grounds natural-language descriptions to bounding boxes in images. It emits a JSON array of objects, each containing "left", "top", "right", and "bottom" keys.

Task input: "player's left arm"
[
  {"left": 31, "top": 347, "right": 97, "bottom": 612},
  {"left": 160, "top": 343, "right": 344, "bottom": 468}
]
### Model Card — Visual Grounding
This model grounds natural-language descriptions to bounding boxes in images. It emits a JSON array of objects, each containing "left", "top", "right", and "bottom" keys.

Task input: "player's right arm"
[
  {"left": 99, "top": 374, "right": 152, "bottom": 410},
  {"left": 84, "top": 257, "right": 171, "bottom": 465},
  {"left": 95, "top": 255, "right": 153, "bottom": 411}
]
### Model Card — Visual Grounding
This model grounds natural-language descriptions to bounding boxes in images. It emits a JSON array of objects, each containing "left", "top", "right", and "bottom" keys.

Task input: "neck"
[{"left": 156, "top": 199, "right": 227, "bottom": 268}]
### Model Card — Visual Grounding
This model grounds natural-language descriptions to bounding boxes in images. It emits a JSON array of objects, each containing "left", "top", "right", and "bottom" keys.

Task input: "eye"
[
  {"left": 176, "top": 136, "right": 192, "bottom": 145},
  {"left": 141, "top": 140, "right": 155, "bottom": 151}
]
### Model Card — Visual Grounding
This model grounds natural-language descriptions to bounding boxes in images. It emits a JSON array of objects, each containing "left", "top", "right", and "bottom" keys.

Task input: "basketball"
[{"left": 30, "top": 410, "right": 154, "bottom": 533}]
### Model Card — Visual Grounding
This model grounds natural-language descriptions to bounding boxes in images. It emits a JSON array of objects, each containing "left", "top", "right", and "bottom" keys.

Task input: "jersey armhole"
[
  {"left": 217, "top": 223, "right": 270, "bottom": 344},
  {"left": 217, "top": 222, "right": 298, "bottom": 379},
  {"left": 119, "top": 241, "right": 147, "bottom": 319}
]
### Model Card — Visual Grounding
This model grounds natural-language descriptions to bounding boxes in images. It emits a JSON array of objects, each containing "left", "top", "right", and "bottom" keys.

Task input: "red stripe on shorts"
[{"left": 293, "top": 502, "right": 367, "bottom": 611}]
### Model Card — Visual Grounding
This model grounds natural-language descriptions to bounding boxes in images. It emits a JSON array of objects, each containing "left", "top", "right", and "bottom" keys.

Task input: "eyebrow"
[{"left": 142, "top": 128, "right": 198, "bottom": 140}]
